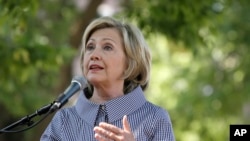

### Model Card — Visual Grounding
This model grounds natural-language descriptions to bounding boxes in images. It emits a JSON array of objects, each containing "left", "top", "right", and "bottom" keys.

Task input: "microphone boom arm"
[
  {"left": 0, "top": 76, "right": 86, "bottom": 134},
  {"left": 0, "top": 103, "right": 53, "bottom": 134}
]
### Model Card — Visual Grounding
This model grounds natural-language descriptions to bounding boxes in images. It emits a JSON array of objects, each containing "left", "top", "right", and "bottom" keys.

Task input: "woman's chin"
[{"left": 87, "top": 77, "right": 104, "bottom": 85}]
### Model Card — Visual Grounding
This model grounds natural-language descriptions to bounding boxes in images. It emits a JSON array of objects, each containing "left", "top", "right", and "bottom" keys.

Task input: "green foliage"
[
  {"left": 146, "top": 31, "right": 250, "bottom": 140},
  {"left": 0, "top": 0, "right": 76, "bottom": 116},
  {"left": 0, "top": 0, "right": 37, "bottom": 28},
  {"left": 123, "top": 0, "right": 223, "bottom": 48}
]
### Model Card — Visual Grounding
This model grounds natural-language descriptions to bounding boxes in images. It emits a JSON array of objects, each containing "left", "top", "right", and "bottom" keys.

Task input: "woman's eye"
[
  {"left": 103, "top": 45, "right": 112, "bottom": 51},
  {"left": 86, "top": 45, "right": 94, "bottom": 51}
]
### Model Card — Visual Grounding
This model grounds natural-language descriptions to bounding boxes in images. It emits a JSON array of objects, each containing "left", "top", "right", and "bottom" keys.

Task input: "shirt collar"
[{"left": 75, "top": 86, "right": 147, "bottom": 126}]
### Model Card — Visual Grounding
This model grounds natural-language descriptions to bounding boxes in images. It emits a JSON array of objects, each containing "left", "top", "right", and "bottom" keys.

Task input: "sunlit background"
[{"left": 0, "top": 0, "right": 249, "bottom": 141}]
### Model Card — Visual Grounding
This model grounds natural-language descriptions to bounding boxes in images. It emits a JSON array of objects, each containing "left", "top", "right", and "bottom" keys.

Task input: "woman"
[{"left": 41, "top": 16, "right": 175, "bottom": 141}]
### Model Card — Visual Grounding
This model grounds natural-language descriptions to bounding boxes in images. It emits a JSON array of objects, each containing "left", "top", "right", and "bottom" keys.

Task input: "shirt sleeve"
[
  {"left": 151, "top": 108, "right": 175, "bottom": 141},
  {"left": 40, "top": 111, "right": 63, "bottom": 141}
]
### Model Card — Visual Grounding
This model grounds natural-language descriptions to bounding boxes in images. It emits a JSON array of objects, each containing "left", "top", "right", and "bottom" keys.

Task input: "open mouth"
[{"left": 89, "top": 64, "right": 104, "bottom": 70}]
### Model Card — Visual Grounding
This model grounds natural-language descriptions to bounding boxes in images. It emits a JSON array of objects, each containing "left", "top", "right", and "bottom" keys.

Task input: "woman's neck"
[{"left": 90, "top": 85, "right": 124, "bottom": 104}]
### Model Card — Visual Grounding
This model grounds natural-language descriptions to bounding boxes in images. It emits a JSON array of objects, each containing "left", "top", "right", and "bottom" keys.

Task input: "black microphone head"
[{"left": 72, "top": 76, "right": 87, "bottom": 90}]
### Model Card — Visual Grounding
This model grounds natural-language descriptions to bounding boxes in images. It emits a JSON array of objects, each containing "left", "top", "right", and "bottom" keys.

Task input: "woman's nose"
[{"left": 90, "top": 48, "right": 101, "bottom": 61}]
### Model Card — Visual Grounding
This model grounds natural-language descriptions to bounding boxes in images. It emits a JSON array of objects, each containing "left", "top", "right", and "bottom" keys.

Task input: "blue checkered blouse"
[{"left": 40, "top": 86, "right": 175, "bottom": 141}]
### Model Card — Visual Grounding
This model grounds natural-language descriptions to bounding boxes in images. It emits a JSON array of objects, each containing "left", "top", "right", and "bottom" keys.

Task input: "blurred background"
[{"left": 0, "top": 0, "right": 249, "bottom": 140}]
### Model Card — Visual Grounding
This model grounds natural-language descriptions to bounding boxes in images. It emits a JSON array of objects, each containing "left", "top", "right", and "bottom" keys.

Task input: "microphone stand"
[
  {"left": 0, "top": 76, "right": 85, "bottom": 134},
  {"left": 0, "top": 103, "right": 54, "bottom": 134}
]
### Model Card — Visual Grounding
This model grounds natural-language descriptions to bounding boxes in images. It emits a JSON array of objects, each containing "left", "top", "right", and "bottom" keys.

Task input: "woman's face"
[{"left": 83, "top": 28, "right": 126, "bottom": 87}]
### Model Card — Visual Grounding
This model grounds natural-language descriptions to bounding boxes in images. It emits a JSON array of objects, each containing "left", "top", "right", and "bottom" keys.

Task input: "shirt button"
[{"left": 101, "top": 105, "right": 105, "bottom": 110}]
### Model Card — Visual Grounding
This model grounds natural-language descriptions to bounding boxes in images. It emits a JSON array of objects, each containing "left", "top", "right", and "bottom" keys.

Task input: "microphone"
[{"left": 50, "top": 76, "right": 87, "bottom": 112}]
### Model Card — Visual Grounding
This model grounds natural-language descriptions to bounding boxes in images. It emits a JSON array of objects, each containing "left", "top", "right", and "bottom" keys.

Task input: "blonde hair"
[{"left": 80, "top": 16, "right": 151, "bottom": 93}]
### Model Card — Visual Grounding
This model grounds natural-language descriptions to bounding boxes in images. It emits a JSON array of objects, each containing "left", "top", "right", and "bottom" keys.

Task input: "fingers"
[
  {"left": 94, "top": 116, "right": 135, "bottom": 141},
  {"left": 94, "top": 131, "right": 114, "bottom": 141},
  {"left": 94, "top": 123, "right": 121, "bottom": 141},
  {"left": 122, "top": 115, "right": 131, "bottom": 132},
  {"left": 98, "top": 122, "right": 122, "bottom": 134}
]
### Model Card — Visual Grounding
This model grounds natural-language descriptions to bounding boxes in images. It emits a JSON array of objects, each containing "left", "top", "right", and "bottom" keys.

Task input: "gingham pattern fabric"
[{"left": 40, "top": 86, "right": 175, "bottom": 141}]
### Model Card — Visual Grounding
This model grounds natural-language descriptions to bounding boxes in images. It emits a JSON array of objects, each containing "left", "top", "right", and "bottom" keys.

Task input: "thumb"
[{"left": 122, "top": 115, "right": 131, "bottom": 132}]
